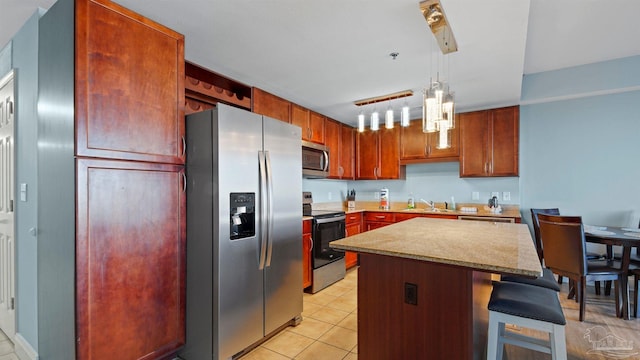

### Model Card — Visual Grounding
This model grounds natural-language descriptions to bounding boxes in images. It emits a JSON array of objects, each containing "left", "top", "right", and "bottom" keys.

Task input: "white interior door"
[{"left": 0, "top": 73, "right": 16, "bottom": 340}]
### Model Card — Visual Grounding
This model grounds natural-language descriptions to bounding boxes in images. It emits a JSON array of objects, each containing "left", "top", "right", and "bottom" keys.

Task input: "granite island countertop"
[{"left": 330, "top": 217, "right": 541, "bottom": 277}]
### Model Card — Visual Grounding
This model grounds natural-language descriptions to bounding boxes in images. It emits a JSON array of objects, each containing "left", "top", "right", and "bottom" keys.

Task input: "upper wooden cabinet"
[
  {"left": 356, "top": 127, "right": 404, "bottom": 180},
  {"left": 400, "top": 119, "right": 459, "bottom": 163},
  {"left": 340, "top": 125, "right": 355, "bottom": 179},
  {"left": 75, "top": 0, "right": 185, "bottom": 164},
  {"left": 291, "top": 104, "right": 325, "bottom": 144},
  {"left": 325, "top": 119, "right": 355, "bottom": 179},
  {"left": 252, "top": 88, "right": 291, "bottom": 123},
  {"left": 459, "top": 106, "right": 519, "bottom": 177}
]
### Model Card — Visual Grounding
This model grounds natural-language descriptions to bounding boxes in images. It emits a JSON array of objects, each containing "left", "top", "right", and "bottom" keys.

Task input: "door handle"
[
  {"left": 265, "top": 151, "right": 274, "bottom": 267},
  {"left": 258, "top": 151, "right": 268, "bottom": 270}
]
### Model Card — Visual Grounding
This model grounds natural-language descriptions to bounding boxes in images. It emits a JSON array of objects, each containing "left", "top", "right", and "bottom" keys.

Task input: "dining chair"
[
  {"left": 531, "top": 208, "right": 606, "bottom": 290},
  {"left": 537, "top": 213, "right": 626, "bottom": 322}
]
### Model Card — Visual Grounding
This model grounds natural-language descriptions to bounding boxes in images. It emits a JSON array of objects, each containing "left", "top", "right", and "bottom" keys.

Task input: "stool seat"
[
  {"left": 487, "top": 281, "right": 567, "bottom": 360},
  {"left": 500, "top": 268, "right": 561, "bottom": 292}
]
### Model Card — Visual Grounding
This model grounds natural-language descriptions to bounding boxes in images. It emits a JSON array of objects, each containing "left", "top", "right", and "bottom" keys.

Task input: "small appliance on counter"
[
  {"left": 303, "top": 191, "right": 346, "bottom": 293},
  {"left": 380, "top": 188, "right": 389, "bottom": 210}
]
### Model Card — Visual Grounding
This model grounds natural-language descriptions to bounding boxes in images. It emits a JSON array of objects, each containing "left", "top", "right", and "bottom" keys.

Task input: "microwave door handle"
[
  {"left": 258, "top": 151, "right": 268, "bottom": 270},
  {"left": 323, "top": 150, "right": 329, "bottom": 172}
]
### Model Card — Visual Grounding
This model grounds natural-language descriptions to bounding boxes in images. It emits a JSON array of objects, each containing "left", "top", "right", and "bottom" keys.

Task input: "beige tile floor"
[
  {"left": 242, "top": 268, "right": 359, "bottom": 360},
  {"left": 0, "top": 329, "right": 17, "bottom": 360}
]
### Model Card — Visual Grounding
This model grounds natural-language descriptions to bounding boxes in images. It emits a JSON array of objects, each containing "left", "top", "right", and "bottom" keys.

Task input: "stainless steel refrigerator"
[{"left": 180, "top": 104, "right": 302, "bottom": 359}]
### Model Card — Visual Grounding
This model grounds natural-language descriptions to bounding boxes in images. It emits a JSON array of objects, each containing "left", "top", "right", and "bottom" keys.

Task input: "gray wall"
[
  {"left": 12, "top": 9, "right": 43, "bottom": 352},
  {"left": 37, "top": 0, "right": 76, "bottom": 357},
  {"left": 519, "top": 55, "right": 640, "bottom": 228}
]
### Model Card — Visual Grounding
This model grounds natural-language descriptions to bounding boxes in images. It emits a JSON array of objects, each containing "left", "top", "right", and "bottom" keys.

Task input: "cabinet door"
[
  {"left": 344, "top": 220, "right": 360, "bottom": 269},
  {"left": 356, "top": 130, "right": 379, "bottom": 180},
  {"left": 340, "top": 125, "right": 355, "bottom": 179},
  {"left": 76, "top": 158, "right": 186, "bottom": 360},
  {"left": 253, "top": 88, "right": 291, "bottom": 123},
  {"left": 489, "top": 106, "right": 519, "bottom": 176},
  {"left": 459, "top": 111, "right": 490, "bottom": 177},
  {"left": 401, "top": 119, "right": 428, "bottom": 160},
  {"left": 308, "top": 112, "right": 325, "bottom": 144},
  {"left": 366, "top": 222, "right": 392, "bottom": 231},
  {"left": 75, "top": 0, "right": 185, "bottom": 164},
  {"left": 325, "top": 119, "right": 341, "bottom": 178},
  {"left": 378, "top": 127, "right": 402, "bottom": 179},
  {"left": 291, "top": 104, "right": 309, "bottom": 135},
  {"left": 302, "top": 233, "right": 312, "bottom": 289}
]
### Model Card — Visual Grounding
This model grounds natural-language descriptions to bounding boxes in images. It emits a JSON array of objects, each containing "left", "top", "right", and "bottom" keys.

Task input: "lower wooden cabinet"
[
  {"left": 344, "top": 212, "right": 363, "bottom": 269},
  {"left": 302, "top": 219, "right": 312, "bottom": 289},
  {"left": 76, "top": 158, "right": 186, "bottom": 360},
  {"left": 364, "top": 212, "right": 396, "bottom": 231}
]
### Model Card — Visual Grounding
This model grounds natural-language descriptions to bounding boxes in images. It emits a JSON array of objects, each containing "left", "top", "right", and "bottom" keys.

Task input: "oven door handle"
[{"left": 314, "top": 215, "right": 346, "bottom": 224}]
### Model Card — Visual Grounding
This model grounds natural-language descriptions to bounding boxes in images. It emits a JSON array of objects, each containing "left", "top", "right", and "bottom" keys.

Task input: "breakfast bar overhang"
[{"left": 330, "top": 217, "right": 542, "bottom": 359}]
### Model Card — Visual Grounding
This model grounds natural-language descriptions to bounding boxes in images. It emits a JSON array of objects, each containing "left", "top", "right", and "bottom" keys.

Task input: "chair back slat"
[
  {"left": 530, "top": 208, "right": 560, "bottom": 263},
  {"left": 537, "top": 213, "right": 587, "bottom": 276}
]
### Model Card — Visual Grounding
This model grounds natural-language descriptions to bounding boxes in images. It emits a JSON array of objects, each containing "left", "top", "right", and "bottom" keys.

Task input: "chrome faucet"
[{"left": 420, "top": 199, "right": 435, "bottom": 211}]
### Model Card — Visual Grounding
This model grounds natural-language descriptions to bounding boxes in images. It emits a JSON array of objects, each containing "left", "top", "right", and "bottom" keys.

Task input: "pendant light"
[
  {"left": 370, "top": 109, "right": 379, "bottom": 131},
  {"left": 385, "top": 100, "right": 394, "bottom": 129},
  {"left": 401, "top": 102, "right": 410, "bottom": 127}
]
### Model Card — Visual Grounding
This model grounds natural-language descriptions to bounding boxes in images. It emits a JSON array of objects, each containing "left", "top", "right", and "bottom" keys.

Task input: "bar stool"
[{"left": 487, "top": 281, "right": 567, "bottom": 360}]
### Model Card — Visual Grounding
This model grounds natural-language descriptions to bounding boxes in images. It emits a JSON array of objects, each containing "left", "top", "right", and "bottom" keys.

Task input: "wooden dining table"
[{"left": 585, "top": 226, "right": 640, "bottom": 320}]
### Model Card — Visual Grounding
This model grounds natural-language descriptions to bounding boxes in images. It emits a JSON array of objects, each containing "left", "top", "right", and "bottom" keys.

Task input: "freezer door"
[
  {"left": 216, "top": 105, "right": 265, "bottom": 358},
  {"left": 262, "top": 116, "right": 303, "bottom": 335}
]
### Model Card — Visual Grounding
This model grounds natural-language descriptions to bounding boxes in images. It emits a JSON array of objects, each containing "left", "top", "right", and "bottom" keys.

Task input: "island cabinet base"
[{"left": 357, "top": 253, "right": 492, "bottom": 359}]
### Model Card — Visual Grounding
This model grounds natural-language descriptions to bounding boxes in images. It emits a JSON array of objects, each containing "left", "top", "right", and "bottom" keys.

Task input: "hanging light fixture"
[
  {"left": 420, "top": 0, "right": 457, "bottom": 148},
  {"left": 401, "top": 103, "right": 410, "bottom": 127},
  {"left": 358, "top": 111, "right": 365, "bottom": 132},
  {"left": 370, "top": 109, "right": 379, "bottom": 131},
  {"left": 385, "top": 101, "right": 394, "bottom": 129},
  {"left": 353, "top": 90, "right": 413, "bottom": 132}
]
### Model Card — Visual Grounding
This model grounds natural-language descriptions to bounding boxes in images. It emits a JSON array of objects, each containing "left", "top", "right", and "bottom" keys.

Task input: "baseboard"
[{"left": 14, "top": 333, "right": 39, "bottom": 360}]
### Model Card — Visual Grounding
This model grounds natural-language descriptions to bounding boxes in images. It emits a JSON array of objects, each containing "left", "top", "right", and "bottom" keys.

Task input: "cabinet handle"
[
  {"left": 339, "top": 166, "right": 344, "bottom": 177},
  {"left": 484, "top": 162, "right": 488, "bottom": 173},
  {"left": 309, "top": 236, "right": 313, "bottom": 251},
  {"left": 427, "top": 145, "right": 431, "bottom": 155},
  {"left": 182, "top": 172, "right": 187, "bottom": 193},
  {"left": 373, "top": 167, "right": 377, "bottom": 178},
  {"left": 425, "top": 145, "right": 429, "bottom": 156},
  {"left": 181, "top": 136, "right": 186, "bottom": 157},
  {"left": 375, "top": 215, "right": 385, "bottom": 219}
]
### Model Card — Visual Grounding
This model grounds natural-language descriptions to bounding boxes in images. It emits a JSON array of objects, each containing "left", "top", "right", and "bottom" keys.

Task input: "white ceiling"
[{"left": 3, "top": 0, "right": 640, "bottom": 127}]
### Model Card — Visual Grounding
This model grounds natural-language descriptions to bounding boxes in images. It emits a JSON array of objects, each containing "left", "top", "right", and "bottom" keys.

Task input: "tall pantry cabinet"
[{"left": 38, "top": 0, "right": 185, "bottom": 359}]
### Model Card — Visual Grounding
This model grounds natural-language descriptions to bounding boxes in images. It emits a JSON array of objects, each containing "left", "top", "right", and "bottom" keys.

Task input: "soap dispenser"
[{"left": 407, "top": 193, "right": 415, "bottom": 209}]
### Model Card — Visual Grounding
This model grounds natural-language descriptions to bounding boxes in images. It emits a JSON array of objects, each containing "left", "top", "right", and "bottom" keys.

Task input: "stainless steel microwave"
[{"left": 302, "top": 140, "right": 329, "bottom": 178}]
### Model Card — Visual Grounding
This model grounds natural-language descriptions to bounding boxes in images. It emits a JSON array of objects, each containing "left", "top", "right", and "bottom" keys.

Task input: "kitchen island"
[{"left": 330, "top": 217, "right": 541, "bottom": 359}]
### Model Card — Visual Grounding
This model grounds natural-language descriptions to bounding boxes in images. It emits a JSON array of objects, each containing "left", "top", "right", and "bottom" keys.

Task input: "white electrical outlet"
[
  {"left": 472, "top": 191, "right": 479, "bottom": 200},
  {"left": 502, "top": 192, "right": 511, "bottom": 201},
  {"left": 374, "top": 192, "right": 380, "bottom": 200},
  {"left": 328, "top": 192, "right": 332, "bottom": 200}
]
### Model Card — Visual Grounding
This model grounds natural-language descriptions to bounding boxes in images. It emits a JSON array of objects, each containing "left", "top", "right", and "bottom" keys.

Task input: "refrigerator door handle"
[
  {"left": 265, "top": 150, "right": 274, "bottom": 267},
  {"left": 258, "top": 151, "right": 268, "bottom": 270}
]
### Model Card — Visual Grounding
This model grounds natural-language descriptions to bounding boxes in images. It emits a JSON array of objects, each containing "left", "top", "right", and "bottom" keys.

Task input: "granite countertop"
[
  {"left": 314, "top": 201, "right": 522, "bottom": 219},
  {"left": 330, "top": 217, "right": 541, "bottom": 277}
]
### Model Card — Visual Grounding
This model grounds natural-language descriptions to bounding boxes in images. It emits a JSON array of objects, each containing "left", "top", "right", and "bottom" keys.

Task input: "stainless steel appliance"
[
  {"left": 181, "top": 104, "right": 302, "bottom": 360},
  {"left": 302, "top": 140, "right": 329, "bottom": 178},
  {"left": 302, "top": 192, "right": 346, "bottom": 293}
]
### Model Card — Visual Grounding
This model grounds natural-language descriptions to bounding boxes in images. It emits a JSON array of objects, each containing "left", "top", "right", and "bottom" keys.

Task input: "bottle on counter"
[
  {"left": 380, "top": 188, "right": 389, "bottom": 210},
  {"left": 407, "top": 193, "right": 415, "bottom": 209},
  {"left": 450, "top": 196, "right": 456, "bottom": 211}
]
